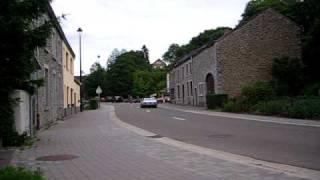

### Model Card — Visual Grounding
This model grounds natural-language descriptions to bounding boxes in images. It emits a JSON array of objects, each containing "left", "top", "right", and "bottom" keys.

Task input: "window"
[
  {"left": 67, "top": 86, "right": 69, "bottom": 105},
  {"left": 66, "top": 52, "right": 69, "bottom": 71},
  {"left": 198, "top": 82, "right": 205, "bottom": 96},
  {"left": 70, "top": 58, "right": 73, "bottom": 74},
  {"left": 177, "top": 85, "right": 180, "bottom": 99},
  {"left": 45, "top": 69, "right": 49, "bottom": 105},
  {"left": 190, "top": 81, "right": 193, "bottom": 96},
  {"left": 186, "top": 64, "right": 188, "bottom": 76},
  {"left": 181, "top": 67, "right": 184, "bottom": 80},
  {"left": 187, "top": 82, "right": 189, "bottom": 96}
]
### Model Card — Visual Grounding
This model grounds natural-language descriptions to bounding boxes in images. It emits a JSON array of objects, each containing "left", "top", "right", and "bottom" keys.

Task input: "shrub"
[
  {"left": 222, "top": 98, "right": 250, "bottom": 112},
  {"left": 2, "top": 132, "right": 29, "bottom": 147},
  {"left": 303, "top": 82, "right": 320, "bottom": 96},
  {"left": 272, "top": 57, "right": 306, "bottom": 96},
  {"left": 252, "top": 99, "right": 291, "bottom": 115},
  {"left": 0, "top": 166, "right": 44, "bottom": 180},
  {"left": 206, "top": 93, "right": 228, "bottom": 109},
  {"left": 288, "top": 97, "right": 320, "bottom": 119},
  {"left": 89, "top": 99, "right": 98, "bottom": 110},
  {"left": 241, "top": 81, "right": 275, "bottom": 105}
]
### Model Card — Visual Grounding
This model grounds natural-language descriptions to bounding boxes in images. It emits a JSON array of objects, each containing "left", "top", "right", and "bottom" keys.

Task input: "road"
[{"left": 114, "top": 103, "right": 320, "bottom": 170}]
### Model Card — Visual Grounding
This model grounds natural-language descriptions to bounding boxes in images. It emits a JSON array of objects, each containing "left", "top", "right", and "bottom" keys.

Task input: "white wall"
[{"left": 12, "top": 90, "right": 31, "bottom": 135}]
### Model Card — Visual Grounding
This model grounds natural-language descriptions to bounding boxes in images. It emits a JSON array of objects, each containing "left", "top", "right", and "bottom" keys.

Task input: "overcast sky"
[{"left": 51, "top": 0, "right": 249, "bottom": 75}]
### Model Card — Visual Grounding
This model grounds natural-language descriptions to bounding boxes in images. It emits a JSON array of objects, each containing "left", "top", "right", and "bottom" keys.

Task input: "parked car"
[{"left": 140, "top": 97, "right": 157, "bottom": 108}]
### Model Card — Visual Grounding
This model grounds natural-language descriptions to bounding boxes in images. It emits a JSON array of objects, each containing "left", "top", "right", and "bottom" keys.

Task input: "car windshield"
[{"left": 144, "top": 98, "right": 155, "bottom": 101}]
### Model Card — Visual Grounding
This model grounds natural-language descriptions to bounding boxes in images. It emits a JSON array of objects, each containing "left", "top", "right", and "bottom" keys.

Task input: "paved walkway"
[{"left": 11, "top": 104, "right": 316, "bottom": 180}]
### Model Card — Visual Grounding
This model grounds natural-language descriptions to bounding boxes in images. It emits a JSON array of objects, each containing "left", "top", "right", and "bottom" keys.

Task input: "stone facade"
[
  {"left": 169, "top": 9, "right": 301, "bottom": 107},
  {"left": 215, "top": 9, "right": 301, "bottom": 97},
  {"left": 30, "top": 5, "right": 68, "bottom": 130}
]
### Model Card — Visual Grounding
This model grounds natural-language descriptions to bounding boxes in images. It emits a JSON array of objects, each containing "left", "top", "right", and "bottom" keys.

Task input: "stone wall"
[
  {"left": 34, "top": 13, "right": 64, "bottom": 129},
  {"left": 215, "top": 9, "right": 301, "bottom": 97},
  {"left": 191, "top": 47, "right": 216, "bottom": 106}
]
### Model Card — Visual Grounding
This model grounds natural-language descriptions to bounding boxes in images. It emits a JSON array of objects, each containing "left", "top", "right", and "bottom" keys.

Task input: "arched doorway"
[{"left": 205, "top": 73, "right": 215, "bottom": 94}]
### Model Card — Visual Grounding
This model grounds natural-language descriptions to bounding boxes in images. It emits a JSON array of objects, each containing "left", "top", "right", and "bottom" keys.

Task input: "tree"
[
  {"left": 0, "top": 0, "right": 52, "bottom": 146},
  {"left": 83, "top": 63, "right": 107, "bottom": 97},
  {"left": 162, "top": 43, "right": 180, "bottom": 64},
  {"left": 239, "top": 0, "right": 298, "bottom": 26},
  {"left": 106, "top": 50, "right": 151, "bottom": 97}
]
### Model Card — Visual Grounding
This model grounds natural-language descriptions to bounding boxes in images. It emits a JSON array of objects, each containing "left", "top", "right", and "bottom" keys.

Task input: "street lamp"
[{"left": 77, "top": 27, "right": 83, "bottom": 112}]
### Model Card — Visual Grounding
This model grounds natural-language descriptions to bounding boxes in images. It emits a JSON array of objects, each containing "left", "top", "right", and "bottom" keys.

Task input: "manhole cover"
[
  {"left": 208, "top": 134, "right": 233, "bottom": 138},
  {"left": 36, "top": 154, "right": 79, "bottom": 161},
  {"left": 146, "top": 134, "right": 163, "bottom": 139}
]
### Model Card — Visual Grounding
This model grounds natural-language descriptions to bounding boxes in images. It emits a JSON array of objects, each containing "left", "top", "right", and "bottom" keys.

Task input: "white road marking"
[
  {"left": 146, "top": 110, "right": 151, "bottom": 113},
  {"left": 172, "top": 117, "right": 186, "bottom": 121}
]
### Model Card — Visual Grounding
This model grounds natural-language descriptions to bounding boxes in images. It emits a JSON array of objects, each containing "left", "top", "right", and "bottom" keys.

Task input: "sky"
[{"left": 51, "top": 0, "right": 249, "bottom": 75}]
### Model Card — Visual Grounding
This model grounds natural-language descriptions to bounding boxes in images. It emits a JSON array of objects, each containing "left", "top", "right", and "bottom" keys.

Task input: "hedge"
[{"left": 206, "top": 93, "right": 228, "bottom": 109}]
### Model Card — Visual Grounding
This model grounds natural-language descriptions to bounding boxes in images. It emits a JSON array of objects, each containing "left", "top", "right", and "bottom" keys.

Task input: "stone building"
[
  {"left": 31, "top": 4, "right": 65, "bottom": 130},
  {"left": 169, "top": 9, "right": 301, "bottom": 107}
]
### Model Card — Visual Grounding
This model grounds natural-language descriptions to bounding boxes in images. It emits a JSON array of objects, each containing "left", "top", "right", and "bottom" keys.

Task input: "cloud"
[{"left": 52, "top": 0, "right": 249, "bottom": 74}]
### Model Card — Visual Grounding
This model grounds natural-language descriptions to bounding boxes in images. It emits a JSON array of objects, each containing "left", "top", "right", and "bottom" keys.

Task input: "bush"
[
  {"left": 206, "top": 93, "right": 228, "bottom": 109},
  {"left": 0, "top": 166, "right": 44, "bottom": 180},
  {"left": 303, "top": 82, "right": 320, "bottom": 96},
  {"left": 89, "top": 99, "right": 98, "bottom": 110},
  {"left": 252, "top": 99, "right": 291, "bottom": 115},
  {"left": 222, "top": 98, "right": 250, "bottom": 112},
  {"left": 241, "top": 81, "right": 275, "bottom": 105},
  {"left": 2, "top": 132, "right": 29, "bottom": 147},
  {"left": 288, "top": 97, "right": 320, "bottom": 119},
  {"left": 272, "top": 57, "right": 306, "bottom": 96}
]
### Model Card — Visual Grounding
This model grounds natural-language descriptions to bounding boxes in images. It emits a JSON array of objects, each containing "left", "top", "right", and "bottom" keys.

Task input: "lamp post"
[{"left": 77, "top": 27, "right": 83, "bottom": 112}]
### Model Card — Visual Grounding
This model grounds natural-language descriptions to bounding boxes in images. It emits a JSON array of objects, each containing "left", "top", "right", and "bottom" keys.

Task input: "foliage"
[
  {"left": 83, "top": 62, "right": 107, "bottom": 98},
  {"left": 271, "top": 57, "right": 305, "bottom": 96},
  {"left": 106, "top": 51, "right": 151, "bottom": 97},
  {"left": 222, "top": 98, "right": 250, "bottom": 113},
  {"left": 206, "top": 93, "right": 228, "bottom": 109},
  {"left": 162, "top": 44, "right": 180, "bottom": 64},
  {"left": 132, "top": 69, "right": 167, "bottom": 98},
  {"left": 241, "top": 81, "right": 275, "bottom": 105},
  {"left": 303, "top": 82, "right": 320, "bottom": 96},
  {"left": 0, "top": 0, "right": 52, "bottom": 146},
  {"left": 287, "top": 97, "right": 320, "bottom": 119},
  {"left": 162, "top": 27, "right": 231, "bottom": 66},
  {"left": 0, "top": 166, "right": 44, "bottom": 180},
  {"left": 89, "top": 99, "right": 98, "bottom": 110},
  {"left": 252, "top": 99, "right": 291, "bottom": 115},
  {"left": 239, "top": 0, "right": 297, "bottom": 26}
]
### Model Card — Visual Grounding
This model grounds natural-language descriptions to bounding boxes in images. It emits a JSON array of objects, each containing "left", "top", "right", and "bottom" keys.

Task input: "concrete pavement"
[{"left": 10, "top": 104, "right": 317, "bottom": 180}]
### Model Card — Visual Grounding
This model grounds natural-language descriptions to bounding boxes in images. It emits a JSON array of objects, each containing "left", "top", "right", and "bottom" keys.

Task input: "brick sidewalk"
[{"left": 11, "top": 105, "right": 308, "bottom": 180}]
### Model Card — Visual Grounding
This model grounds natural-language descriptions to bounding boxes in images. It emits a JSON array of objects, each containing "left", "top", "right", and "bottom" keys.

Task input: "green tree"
[
  {"left": 83, "top": 63, "right": 107, "bottom": 98},
  {"left": 106, "top": 50, "right": 151, "bottom": 97},
  {"left": 162, "top": 43, "right": 180, "bottom": 64},
  {"left": 0, "top": 0, "right": 52, "bottom": 146},
  {"left": 239, "top": 0, "right": 297, "bottom": 26}
]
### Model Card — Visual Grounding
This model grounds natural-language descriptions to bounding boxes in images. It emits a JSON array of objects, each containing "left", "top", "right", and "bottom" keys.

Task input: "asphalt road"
[{"left": 113, "top": 103, "right": 320, "bottom": 170}]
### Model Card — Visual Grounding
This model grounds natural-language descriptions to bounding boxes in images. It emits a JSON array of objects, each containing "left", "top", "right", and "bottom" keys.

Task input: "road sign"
[{"left": 96, "top": 86, "right": 102, "bottom": 94}]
